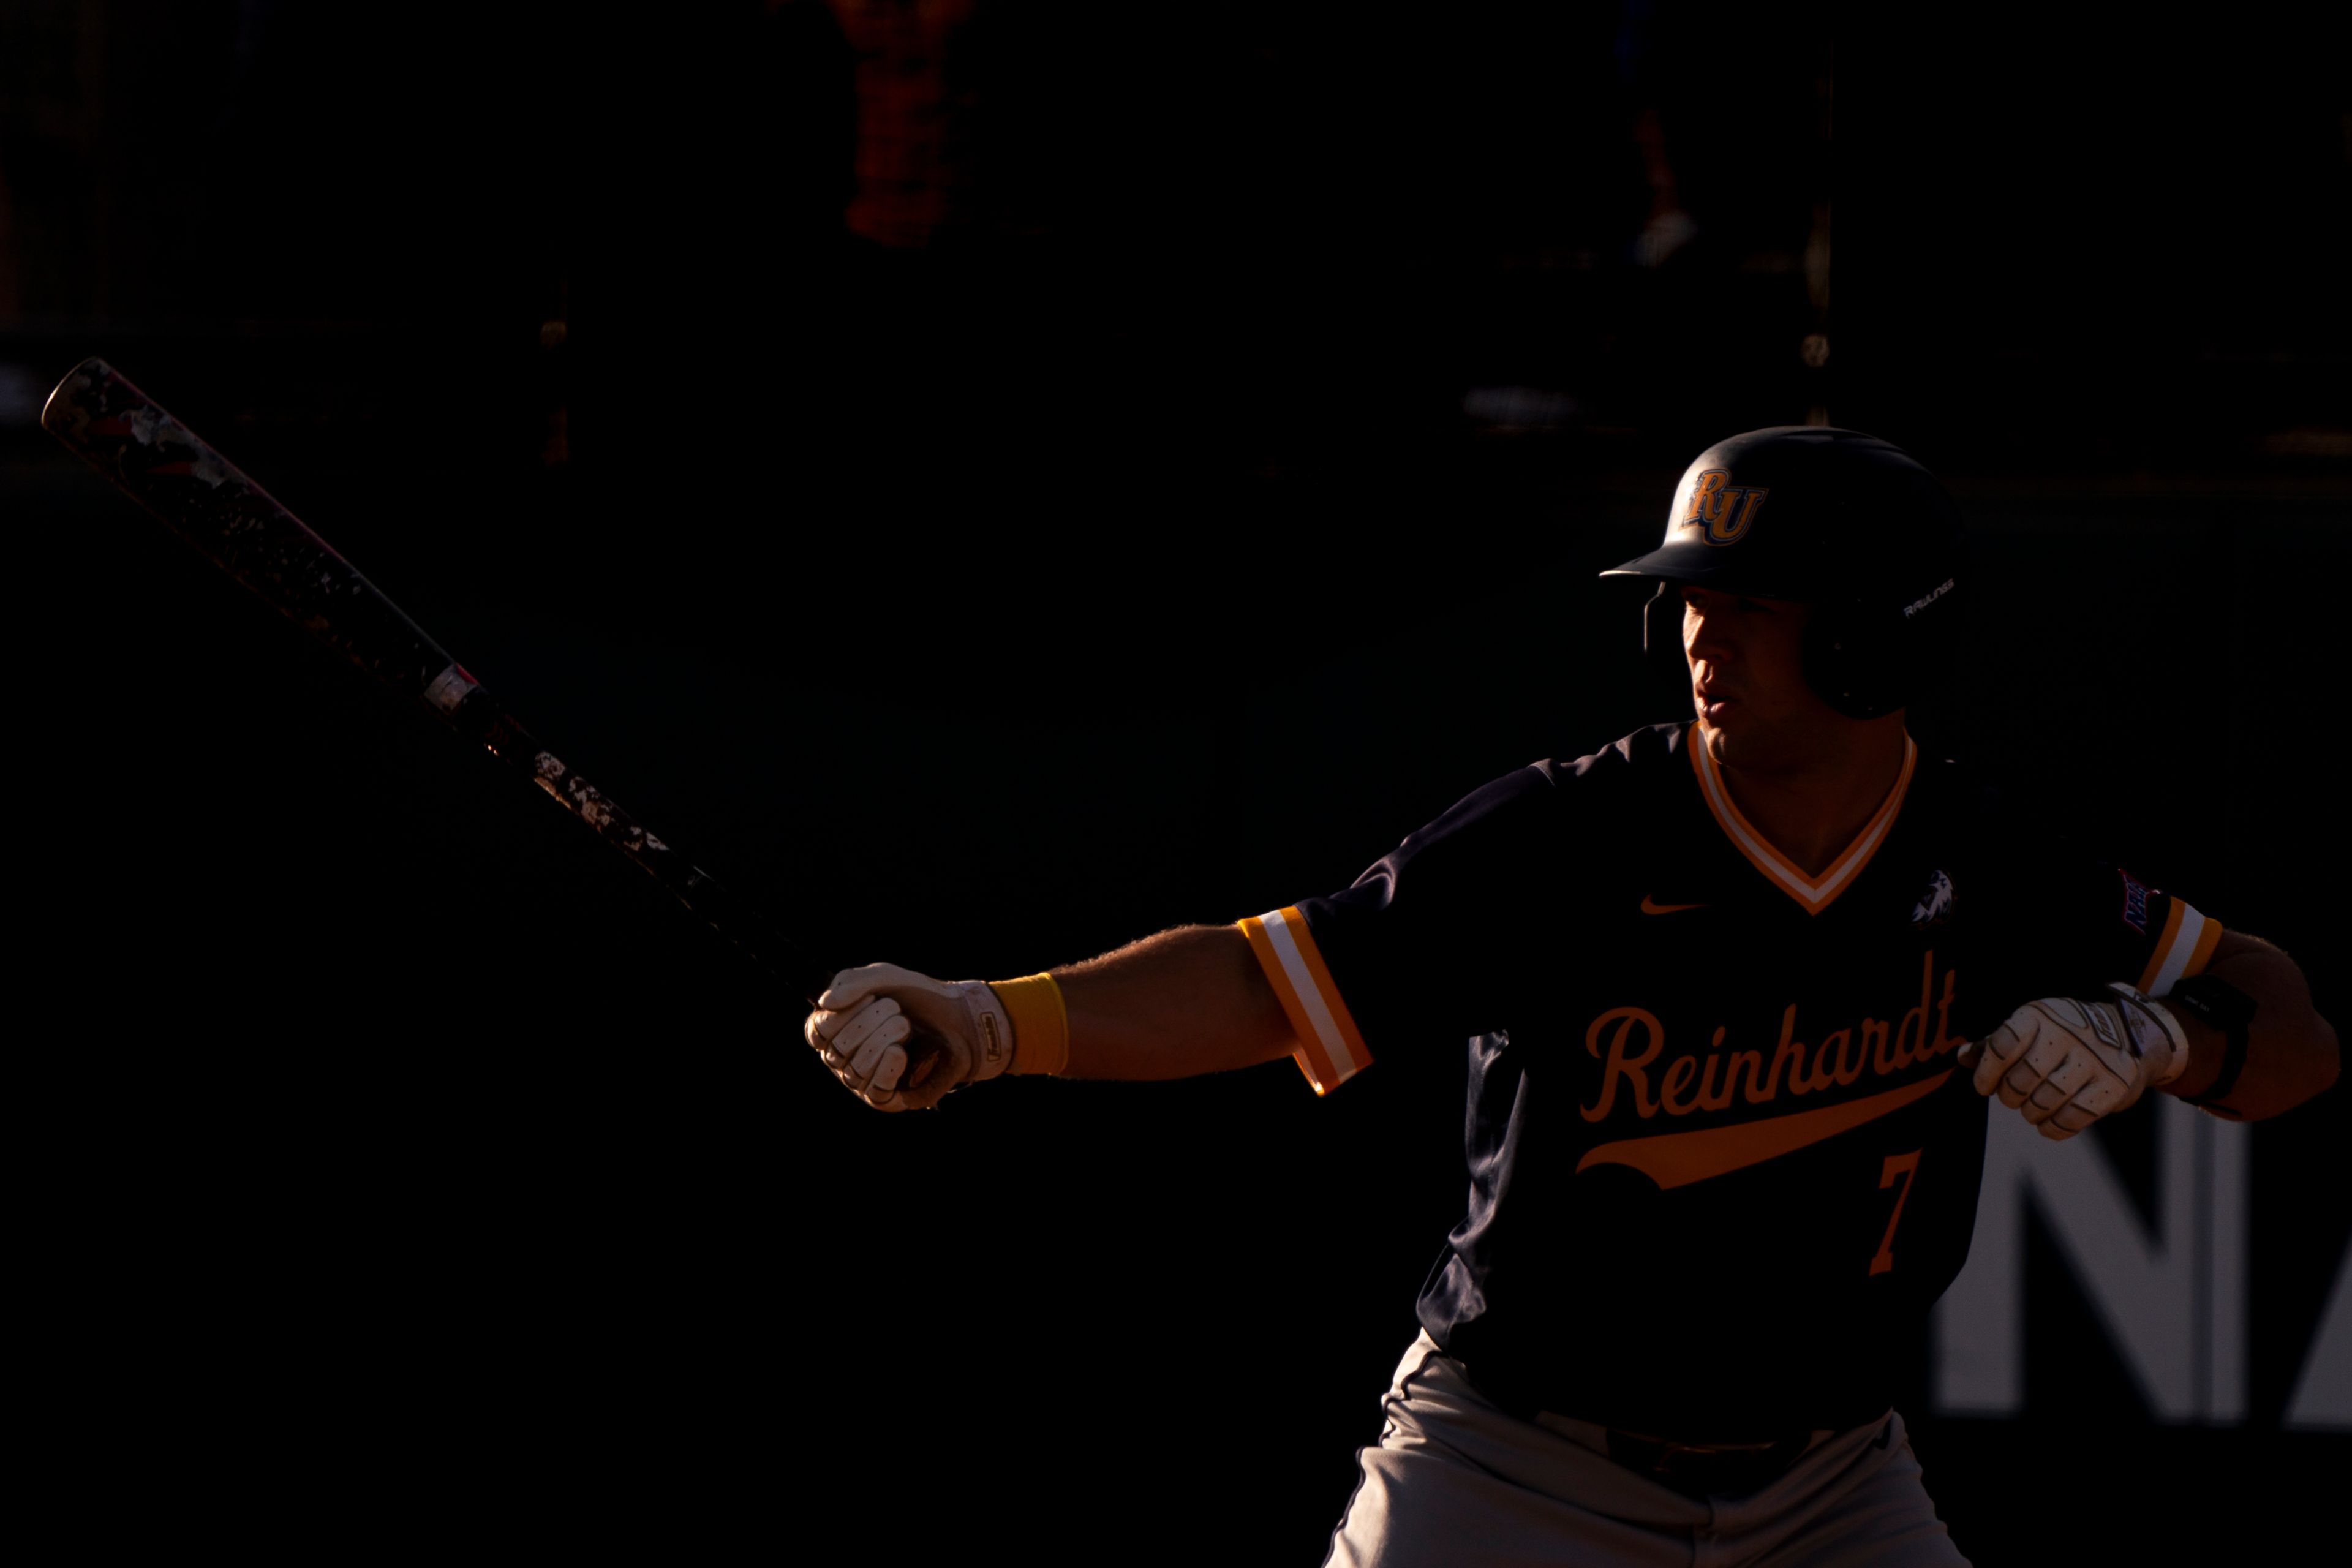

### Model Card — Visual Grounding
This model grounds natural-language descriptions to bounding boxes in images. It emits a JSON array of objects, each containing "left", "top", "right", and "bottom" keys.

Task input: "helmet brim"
[{"left": 1599, "top": 540, "right": 1815, "bottom": 600}]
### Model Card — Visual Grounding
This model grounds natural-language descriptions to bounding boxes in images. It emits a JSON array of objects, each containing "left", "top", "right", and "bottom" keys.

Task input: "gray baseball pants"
[{"left": 1324, "top": 1333, "right": 1969, "bottom": 1566}]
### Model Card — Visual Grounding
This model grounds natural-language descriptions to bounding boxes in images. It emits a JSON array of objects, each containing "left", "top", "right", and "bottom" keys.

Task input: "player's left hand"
[{"left": 1958, "top": 984, "right": 2188, "bottom": 1139}]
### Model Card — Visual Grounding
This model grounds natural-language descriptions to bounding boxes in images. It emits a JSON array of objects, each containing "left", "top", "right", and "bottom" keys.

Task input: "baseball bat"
[{"left": 42, "top": 356, "right": 826, "bottom": 1003}]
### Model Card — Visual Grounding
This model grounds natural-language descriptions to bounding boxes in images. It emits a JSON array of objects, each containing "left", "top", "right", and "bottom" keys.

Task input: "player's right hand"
[{"left": 802, "top": 963, "right": 1017, "bottom": 1112}]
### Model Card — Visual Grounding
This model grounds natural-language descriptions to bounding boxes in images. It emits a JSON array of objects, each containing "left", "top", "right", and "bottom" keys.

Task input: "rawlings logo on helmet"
[
  {"left": 1684, "top": 469, "right": 1770, "bottom": 545},
  {"left": 1902, "top": 577, "right": 1956, "bottom": 617}
]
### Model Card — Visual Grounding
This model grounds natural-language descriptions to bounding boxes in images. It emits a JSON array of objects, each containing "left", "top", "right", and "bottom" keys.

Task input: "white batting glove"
[
  {"left": 802, "top": 963, "right": 1017, "bottom": 1112},
  {"left": 1958, "top": 984, "right": 2188, "bottom": 1140}
]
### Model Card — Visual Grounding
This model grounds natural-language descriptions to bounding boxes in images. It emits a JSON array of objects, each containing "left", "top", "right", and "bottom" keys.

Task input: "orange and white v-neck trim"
[{"left": 1689, "top": 729, "right": 1918, "bottom": 916}]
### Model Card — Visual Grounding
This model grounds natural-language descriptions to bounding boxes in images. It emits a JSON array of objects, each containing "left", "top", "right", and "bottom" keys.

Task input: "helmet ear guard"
[
  {"left": 1801, "top": 568, "right": 1963, "bottom": 720},
  {"left": 1801, "top": 600, "right": 1910, "bottom": 718}
]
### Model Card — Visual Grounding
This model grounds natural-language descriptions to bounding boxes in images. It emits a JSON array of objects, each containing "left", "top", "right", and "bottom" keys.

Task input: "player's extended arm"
[
  {"left": 1052, "top": 925, "right": 1300, "bottom": 1079},
  {"left": 2153, "top": 930, "right": 2339, "bottom": 1121},
  {"left": 802, "top": 925, "right": 1300, "bottom": 1110}
]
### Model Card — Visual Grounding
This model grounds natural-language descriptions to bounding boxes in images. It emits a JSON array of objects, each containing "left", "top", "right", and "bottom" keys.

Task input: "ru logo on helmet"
[{"left": 1684, "top": 468, "right": 1771, "bottom": 545}]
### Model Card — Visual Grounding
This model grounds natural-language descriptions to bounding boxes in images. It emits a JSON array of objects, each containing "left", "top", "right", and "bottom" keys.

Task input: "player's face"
[{"left": 1680, "top": 586, "right": 1839, "bottom": 760}]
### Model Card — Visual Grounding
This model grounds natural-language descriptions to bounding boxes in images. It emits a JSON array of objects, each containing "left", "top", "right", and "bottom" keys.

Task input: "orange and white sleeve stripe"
[
  {"left": 1238, "top": 907, "right": 1373, "bottom": 1095},
  {"left": 2136, "top": 897, "right": 2224, "bottom": 995}
]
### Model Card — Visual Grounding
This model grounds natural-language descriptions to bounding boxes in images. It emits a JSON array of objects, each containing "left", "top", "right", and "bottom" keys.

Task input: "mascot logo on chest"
[{"left": 1910, "top": 869, "right": 1956, "bottom": 929}]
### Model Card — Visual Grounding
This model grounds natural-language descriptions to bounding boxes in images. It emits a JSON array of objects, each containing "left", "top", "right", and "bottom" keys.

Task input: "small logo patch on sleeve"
[{"left": 2116, "top": 867, "right": 2152, "bottom": 933}]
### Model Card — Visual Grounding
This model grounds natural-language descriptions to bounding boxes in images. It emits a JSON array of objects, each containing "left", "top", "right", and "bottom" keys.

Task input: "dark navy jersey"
[{"left": 1240, "top": 722, "right": 2222, "bottom": 1439}]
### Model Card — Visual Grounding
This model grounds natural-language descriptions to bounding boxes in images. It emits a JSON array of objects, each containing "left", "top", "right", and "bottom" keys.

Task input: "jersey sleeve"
[
  {"left": 2111, "top": 864, "right": 2225, "bottom": 995},
  {"left": 1240, "top": 764, "right": 1563, "bottom": 1095},
  {"left": 2011, "top": 854, "right": 2225, "bottom": 1006}
]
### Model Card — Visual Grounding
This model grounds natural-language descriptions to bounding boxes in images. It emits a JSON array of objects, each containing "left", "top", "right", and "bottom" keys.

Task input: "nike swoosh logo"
[
  {"left": 1575, "top": 1071, "right": 1953, "bottom": 1189},
  {"left": 1640, "top": 895, "right": 1708, "bottom": 914}
]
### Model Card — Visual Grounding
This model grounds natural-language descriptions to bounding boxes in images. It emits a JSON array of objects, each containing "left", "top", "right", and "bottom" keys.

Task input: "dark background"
[{"left": 4, "top": 2, "right": 2345, "bottom": 1559}]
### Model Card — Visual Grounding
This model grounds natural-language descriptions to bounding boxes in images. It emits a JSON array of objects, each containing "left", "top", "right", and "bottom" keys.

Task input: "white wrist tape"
[
  {"left": 944, "top": 979, "right": 1018, "bottom": 1082},
  {"left": 2106, "top": 981, "right": 2191, "bottom": 1086}
]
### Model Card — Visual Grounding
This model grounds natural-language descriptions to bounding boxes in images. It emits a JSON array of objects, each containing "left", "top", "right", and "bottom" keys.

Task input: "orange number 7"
[{"left": 1870, "top": 1150, "right": 1923, "bottom": 1276}]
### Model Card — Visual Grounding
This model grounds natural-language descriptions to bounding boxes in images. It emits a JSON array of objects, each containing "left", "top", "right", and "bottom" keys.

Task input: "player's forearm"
[
  {"left": 2157, "top": 938, "right": 2340, "bottom": 1120},
  {"left": 1046, "top": 924, "right": 1299, "bottom": 1080}
]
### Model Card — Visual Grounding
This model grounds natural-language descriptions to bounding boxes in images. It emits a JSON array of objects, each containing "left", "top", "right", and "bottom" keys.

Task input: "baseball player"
[{"left": 803, "top": 428, "right": 2340, "bottom": 1564}]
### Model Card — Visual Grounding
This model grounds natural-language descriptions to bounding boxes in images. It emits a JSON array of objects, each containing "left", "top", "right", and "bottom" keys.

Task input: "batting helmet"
[{"left": 1600, "top": 426, "right": 1966, "bottom": 719}]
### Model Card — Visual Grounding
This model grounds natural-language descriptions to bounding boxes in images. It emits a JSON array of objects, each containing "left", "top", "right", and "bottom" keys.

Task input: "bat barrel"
[
  {"left": 44, "top": 357, "right": 829, "bottom": 1005},
  {"left": 43, "top": 357, "right": 461, "bottom": 699}
]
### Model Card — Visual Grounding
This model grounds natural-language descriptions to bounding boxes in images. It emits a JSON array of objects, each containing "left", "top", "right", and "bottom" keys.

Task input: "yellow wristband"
[{"left": 990, "top": 973, "right": 1070, "bottom": 1077}]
